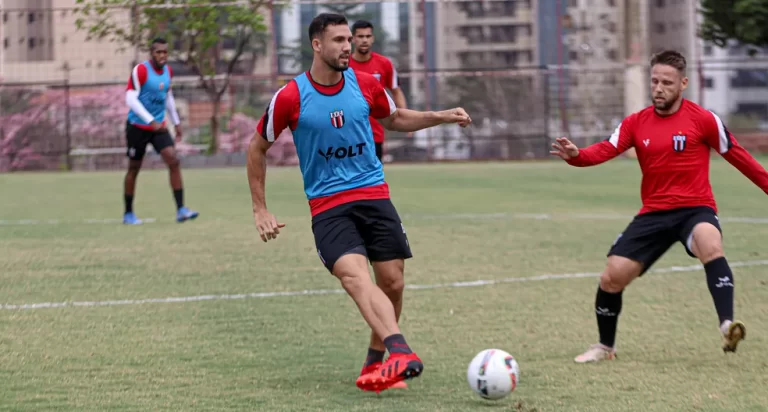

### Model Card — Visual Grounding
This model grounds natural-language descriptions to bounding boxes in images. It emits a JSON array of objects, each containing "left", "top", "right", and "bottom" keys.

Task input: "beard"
[
  {"left": 324, "top": 55, "right": 349, "bottom": 72},
  {"left": 356, "top": 47, "right": 370, "bottom": 55},
  {"left": 653, "top": 94, "right": 678, "bottom": 111}
]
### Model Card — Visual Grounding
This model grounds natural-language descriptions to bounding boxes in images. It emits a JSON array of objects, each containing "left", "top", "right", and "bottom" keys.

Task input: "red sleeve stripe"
[
  {"left": 131, "top": 65, "right": 143, "bottom": 93},
  {"left": 265, "top": 85, "right": 286, "bottom": 142},
  {"left": 607, "top": 122, "right": 622, "bottom": 148},
  {"left": 709, "top": 110, "right": 733, "bottom": 154}
]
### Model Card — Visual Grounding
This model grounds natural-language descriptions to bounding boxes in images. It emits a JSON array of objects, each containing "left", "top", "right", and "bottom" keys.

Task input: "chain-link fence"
[{"left": 2, "top": 1, "right": 768, "bottom": 171}]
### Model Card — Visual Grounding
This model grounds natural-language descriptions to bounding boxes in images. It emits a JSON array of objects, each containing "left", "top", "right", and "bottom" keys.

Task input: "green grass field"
[{"left": 2, "top": 159, "right": 768, "bottom": 411}]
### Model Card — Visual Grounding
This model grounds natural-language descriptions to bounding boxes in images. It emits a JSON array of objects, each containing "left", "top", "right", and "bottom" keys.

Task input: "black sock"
[
  {"left": 124, "top": 194, "right": 133, "bottom": 214},
  {"left": 383, "top": 333, "right": 412, "bottom": 355},
  {"left": 364, "top": 348, "right": 385, "bottom": 367},
  {"left": 705, "top": 257, "right": 734, "bottom": 325},
  {"left": 173, "top": 189, "right": 184, "bottom": 209},
  {"left": 595, "top": 287, "right": 623, "bottom": 348}
]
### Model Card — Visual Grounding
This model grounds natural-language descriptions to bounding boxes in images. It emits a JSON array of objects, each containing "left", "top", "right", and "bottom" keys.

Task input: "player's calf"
[
  {"left": 576, "top": 256, "right": 642, "bottom": 364},
  {"left": 690, "top": 223, "right": 736, "bottom": 339}
]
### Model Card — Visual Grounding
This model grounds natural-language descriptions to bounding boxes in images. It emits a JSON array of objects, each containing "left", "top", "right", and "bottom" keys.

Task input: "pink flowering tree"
[{"left": 0, "top": 84, "right": 297, "bottom": 171}]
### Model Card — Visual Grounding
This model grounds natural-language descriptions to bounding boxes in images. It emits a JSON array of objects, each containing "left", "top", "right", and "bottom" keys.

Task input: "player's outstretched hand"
[
  {"left": 441, "top": 107, "right": 472, "bottom": 128},
  {"left": 253, "top": 209, "right": 286, "bottom": 242},
  {"left": 550, "top": 137, "right": 580, "bottom": 160}
]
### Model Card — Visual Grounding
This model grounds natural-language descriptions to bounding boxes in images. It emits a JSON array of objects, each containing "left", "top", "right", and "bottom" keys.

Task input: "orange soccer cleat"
[
  {"left": 359, "top": 361, "right": 408, "bottom": 390},
  {"left": 356, "top": 352, "right": 423, "bottom": 393}
]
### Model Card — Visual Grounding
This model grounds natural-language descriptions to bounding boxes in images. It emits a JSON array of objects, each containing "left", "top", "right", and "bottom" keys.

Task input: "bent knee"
[
  {"left": 378, "top": 275, "right": 404, "bottom": 295},
  {"left": 696, "top": 243, "right": 724, "bottom": 264},
  {"left": 691, "top": 223, "right": 724, "bottom": 263},
  {"left": 600, "top": 257, "right": 643, "bottom": 292},
  {"left": 166, "top": 156, "right": 180, "bottom": 168}
]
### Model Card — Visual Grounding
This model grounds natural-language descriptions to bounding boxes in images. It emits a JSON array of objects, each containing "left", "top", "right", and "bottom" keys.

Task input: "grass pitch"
[{"left": 1, "top": 159, "right": 768, "bottom": 411}]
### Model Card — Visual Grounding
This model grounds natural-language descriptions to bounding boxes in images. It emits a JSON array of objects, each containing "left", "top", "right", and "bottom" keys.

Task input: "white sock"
[{"left": 720, "top": 320, "right": 732, "bottom": 335}]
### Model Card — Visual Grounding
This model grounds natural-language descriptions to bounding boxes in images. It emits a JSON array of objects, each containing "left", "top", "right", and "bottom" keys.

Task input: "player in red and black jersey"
[
  {"left": 551, "top": 51, "right": 768, "bottom": 362},
  {"left": 349, "top": 20, "right": 408, "bottom": 161}
]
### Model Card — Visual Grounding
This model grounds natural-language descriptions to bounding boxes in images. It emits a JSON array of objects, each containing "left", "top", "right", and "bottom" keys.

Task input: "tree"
[
  {"left": 699, "top": 0, "right": 768, "bottom": 53},
  {"left": 279, "top": 4, "right": 396, "bottom": 73},
  {"left": 73, "top": 0, "right": 270, "bottom": 153}
]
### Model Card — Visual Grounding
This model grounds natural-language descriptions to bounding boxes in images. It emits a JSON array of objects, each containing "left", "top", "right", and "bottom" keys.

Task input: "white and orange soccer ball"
[{"left": 467, "top": 349, "right": 520, "bottom": 400}]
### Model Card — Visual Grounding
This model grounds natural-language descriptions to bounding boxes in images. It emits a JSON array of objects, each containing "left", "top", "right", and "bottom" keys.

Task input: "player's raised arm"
[
  {"left": 247, "top": 85, "right": 298, "bottom": 242},
  {"left": 358, "top": 71, "right": 470, "bottom": 132},
  {"left": 551, "top": 116, "right": 636, "bottom": 167},
  {"left": 705, "top": 111, "right": 768, "bottom": 194}
]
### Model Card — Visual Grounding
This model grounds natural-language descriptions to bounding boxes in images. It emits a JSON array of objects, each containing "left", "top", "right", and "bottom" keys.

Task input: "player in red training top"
[
  {"left": 349, "top": 20, "right": 408, "bottom": 162},
  {"left": 551, "top": 50, "right": 768, "bottom": 363}
]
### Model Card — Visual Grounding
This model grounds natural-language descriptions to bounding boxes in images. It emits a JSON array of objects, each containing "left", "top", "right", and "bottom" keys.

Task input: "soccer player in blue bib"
[
  {"left": 248, "top": 13, "right": 471, "bottom": 393},
  {"left": 124, "top": 37, "right": 198, "bottom": 225}
]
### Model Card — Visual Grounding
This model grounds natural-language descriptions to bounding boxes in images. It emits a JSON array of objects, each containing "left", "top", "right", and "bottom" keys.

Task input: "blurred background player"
[
  {"left": 247, "top": 13, "right": 470, "bottom": 392},
  {"left": 124, "top": 38, "right": 199, "bottom": 225},
  {"left": 551, "top": 50, "right": 768, "bottom": 363},
  {"left": 349, "top": 20, "right": 408, "bottom": 162}
]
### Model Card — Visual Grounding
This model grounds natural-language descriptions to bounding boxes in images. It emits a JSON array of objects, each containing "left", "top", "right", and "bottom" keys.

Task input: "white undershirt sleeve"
[
  {"left": 165, "top": 90, "right": 181, "bottom": 126},
  {"left": 125, "top": 90, "right": 155, "bottom": 124}
]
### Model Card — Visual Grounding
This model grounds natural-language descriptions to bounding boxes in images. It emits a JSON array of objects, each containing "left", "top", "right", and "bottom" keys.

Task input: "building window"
[
  {"left": 607, "top": 49, "right": 618, "bottom": 61},
  {"left": 704, "top": 45, "right": 713, "bottom": 56},
  {"left": 2, "top": 12, "right": 7, "bottom": 23},
  {"left": 3, "top": 38, "right": 8, "bottom": 49},
  {"left": 654, "top": 23, "right": 666, "bottom": 34},
  {"left": 28, "top": 12, "right": 35, "bottom": 23},
  {"left": 656, "top": 0, "right": 665, "bottom": 6},
  {"left": 731, "top": 70, "right": 768, "bottom": 88},
  {"left": 736, "top": 103, "right": 768, "bottom": 119},
  {"left": 704, "top": 77, "right": 714, "bottom": 88},
  {"left": 28, "top": 38, "right": 36, "bottom": 49}
]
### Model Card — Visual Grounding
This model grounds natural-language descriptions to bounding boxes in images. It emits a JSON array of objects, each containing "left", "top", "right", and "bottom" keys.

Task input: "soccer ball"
[{"left": 467, "top": 349, "right": 520, "bottom": 400}]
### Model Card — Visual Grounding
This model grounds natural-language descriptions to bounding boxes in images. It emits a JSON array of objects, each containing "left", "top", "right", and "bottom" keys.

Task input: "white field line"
[
  {"left": 3, "top": 260, "right": 768, "bottom": 311},
  {"left": 3, "top": 213, "right": 768, "bottom": 226}
]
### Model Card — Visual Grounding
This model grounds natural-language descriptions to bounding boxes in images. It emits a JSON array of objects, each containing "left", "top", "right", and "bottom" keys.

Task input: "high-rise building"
[{"left": 1, "top": 0, "right": 274, "bottom": 84}]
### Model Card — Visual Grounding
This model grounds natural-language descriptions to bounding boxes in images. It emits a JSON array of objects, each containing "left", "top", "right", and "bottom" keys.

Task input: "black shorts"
[
  {"left": 311, "top": 199, "right": 412, "bottom": 272},
  {"left": 374, "top": 142, "right": 383, "bottom": 161},
  {"left": 608, "top": 206, "right": 722, "bottom": 274},
  {"left": 125, "top": 122, "right": 174, "bottom": 160}
]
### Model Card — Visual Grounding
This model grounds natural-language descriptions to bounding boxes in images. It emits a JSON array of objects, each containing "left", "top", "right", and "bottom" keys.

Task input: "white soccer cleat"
[
  {"left": 721, "top": 320, "right": 746, "bottom": 353},
  {"left": 574, "top": 343, "right": 616, "bottom": 364}
]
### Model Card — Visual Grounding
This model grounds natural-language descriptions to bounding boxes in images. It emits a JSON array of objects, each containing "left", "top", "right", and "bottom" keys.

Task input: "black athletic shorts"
[
  {"left": 311, "top": 199, "right": 412, "bottom": 272},
  {"left": 608, "top": 206, "right": 722, "bottom": 274},
  {"left": 125, "top": 122, "right": 174, "bottom": 160},
  {"left": 374, "top": 142, "right": 383, "bottom": 161}
]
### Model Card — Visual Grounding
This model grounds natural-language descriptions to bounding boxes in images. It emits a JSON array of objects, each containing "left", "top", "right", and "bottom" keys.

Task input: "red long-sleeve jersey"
[{"left": 567, "top": 99, "right": 768, "bottom": 215}]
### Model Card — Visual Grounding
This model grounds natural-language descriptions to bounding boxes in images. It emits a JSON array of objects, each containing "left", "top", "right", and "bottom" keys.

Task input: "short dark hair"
[
  {"left": 308, "top": 13, "right": 348, "bottom": 41},
  {"left": 150, "top": 37, "right": 167, "bottom": 51},
  {"left": 650, "top": 50, "right": 686, "bottom": 73},
  {"left": 351, "top": 20, "right": 374, "bottom": 34}
]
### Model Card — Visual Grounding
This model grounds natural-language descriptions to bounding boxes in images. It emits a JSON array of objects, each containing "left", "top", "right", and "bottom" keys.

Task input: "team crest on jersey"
[
  {"left": 330, "top": 110, "right": 345, "bottom": 128},
  {"left": 672, "top": 132, "right": 686, "bottom": 152},
  {"left": 159, "top": 82, "right": 165, "bottom": 90},
  {"left": 373, "top": 73, "right": 381, "bottom": 81}
]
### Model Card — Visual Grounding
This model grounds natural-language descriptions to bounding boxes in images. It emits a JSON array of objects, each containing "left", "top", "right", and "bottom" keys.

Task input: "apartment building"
[
  {"left": 1, "top": 0, "right": 274, "bottom": 84},
  {"left": 1, "top": 0, "right": 135, "bottom": 84}
]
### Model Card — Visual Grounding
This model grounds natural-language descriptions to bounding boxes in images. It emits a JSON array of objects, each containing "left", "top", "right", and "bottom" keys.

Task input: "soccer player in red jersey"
[
  {"left": 349, "top": 20, "right": 408, "bottom": 162},
  {"left": 551, "top": 50, "right": 768, "bottom": 363},
  {"left": 247, "top": 13, "right": 471, "bottom": 391}
]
